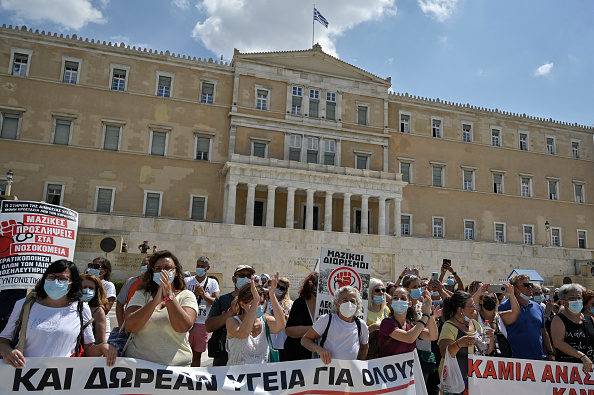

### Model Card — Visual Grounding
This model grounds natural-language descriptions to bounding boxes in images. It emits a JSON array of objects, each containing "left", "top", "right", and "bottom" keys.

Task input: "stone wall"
[{"left": 74, "top": 213, "right": 593, "bottom": 296}]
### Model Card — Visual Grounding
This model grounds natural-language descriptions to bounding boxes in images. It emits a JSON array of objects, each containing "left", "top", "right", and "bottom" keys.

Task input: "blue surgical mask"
[
  {"left": 568, "top": 301, "right": 583, "bottom": 314},
  {"left": 312, "top": 290, "right": 317, "bottom": 297},
  {"left": 236, "top": 277, "right": 251, "bottom": 289},
  {"left": 447, "top": 278, "right": 455, "bottom": 286},
  {"left": 431, "top": 291, "right": 440, "bottom": 297},
  {"left": 519, "top": 293, "right": 531, "bottom": 301},
  {"left": 463, "top": 314, "right": 472, "bottom": 322},
  {"left": 87, "top": 269, "right": 100, "bottom": 277},
  {"left": 545, "top": 295, "right": 550, "bottom": 301},
  {"left": 373, "top": 295, "right": 385, "bottom": 304},
  {"left": 533, "top": 296, "right": 545, "bottom": 303},
  {"left": 153, "top": 270, "right": 174, "bottom": 285},
  {"left": 81, "top": 289, "right": 95, "bottom": 302},
  {"left": 411, "top": 288, "right": 422, "bottom": 300},
  {"left": 44, "top": 279, "right": 70, "bottom": 300},
  {"left": 140, "top": 266, "right": 148, "bottom": 273},
  {"left": 255, "top": 305, "right": 266, "bottom": 319},
  {"left": 420, "top": 287, "right": 426, "bottom": 293},
  {"left": 196, "top": 268, "right": 206, "bottom": 277},
  {"left": 589, "top": 307, "right": 594, "bottom": 315},
  {"left": 392, "top": 300, "right": 409, "bottom": 314}
]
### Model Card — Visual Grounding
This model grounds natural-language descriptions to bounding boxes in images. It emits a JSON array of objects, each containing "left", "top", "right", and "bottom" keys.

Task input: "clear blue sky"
[{"left": 2, "top": 0, "right": 593, "bottom": 127}]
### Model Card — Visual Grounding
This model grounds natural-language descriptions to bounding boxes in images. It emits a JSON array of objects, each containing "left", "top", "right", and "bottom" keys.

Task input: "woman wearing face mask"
[
  {"left": 473, "top": 283, "right": 519, "bottom": 340},
  {"left": 267, "top": 277, "right": 292, "bottom": 361},
  {"left": 551, "top": 284, "right": 594, "bottom": 372},
  {"left": 583, "top": 290, "right": 594, "bottom": 319},
  {"left": 379, "top": 287, "right": 439, "bottom": 358},
  {"left": 284, "top": 272, "right": 318, "bottom": 361},
  {"left": 80, "top": 273, "right": 109, "bottom": 344},
  {"left": 301, "top": 286, "right": 369, "bottom": 364},
  {"left": 226, "top": 273, "right": 286, "bottom": 365},
  {"left": 366, "top": 278, "right": 390, "bottom": 359},
  {"left": 87, "top": 258, "right": 116, "bottom": 337},
  {"left": 0, "top": 260, "right": 116, "bottom": 367},
  {"left": 124, "top": 250, "right": 198, "bottom": 366}
]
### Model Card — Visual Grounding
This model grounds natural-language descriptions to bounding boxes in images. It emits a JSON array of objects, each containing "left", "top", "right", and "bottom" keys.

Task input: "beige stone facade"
[{"left": 0, "top": 25, "right": 592, "bottom": 286}]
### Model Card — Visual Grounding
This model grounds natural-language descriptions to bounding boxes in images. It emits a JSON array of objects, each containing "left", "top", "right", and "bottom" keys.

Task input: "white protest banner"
[
  {"left": 0, "top": 200, "right": 78, "bottom": 290},
  {"left": 469, "top": 355, "right": 594, "bottom": 394},
  {"left": 316, "top": 247, "right": 372, "bottom": 321},
  {"left": 0, "top": 351, "right": 427, "bottom": 394}
]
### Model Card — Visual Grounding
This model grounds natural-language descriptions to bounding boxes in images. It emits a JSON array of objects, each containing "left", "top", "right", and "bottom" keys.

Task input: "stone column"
[
  {"left": 286, "top": 187, "right": 296, "bottom": 229},
  {"left": 305, "top": 189, "right": 315, "bottom": 230},
  {"left": 361, "top": 195, "right": 369, "bottom": 234},
  {"left": 378, "top": 196, "right": 386, "bottom": 235},
  {"left": 342, "top": 193, "right": 351, "bottom": 233},
  {"left": 225, "top": 181, "right": 238, "bottom": 225},
  {"left": 266, "top": 185, "right": 277, "bottom": 228},
  {"left": 393, "top": 199, "right": 402, "bottom": 236},
  {"left": 324, "top": 191, "right": 334, "bottom": 232},
  {"left": 245, "top": 183, "right": 257, "bottom": 226}
]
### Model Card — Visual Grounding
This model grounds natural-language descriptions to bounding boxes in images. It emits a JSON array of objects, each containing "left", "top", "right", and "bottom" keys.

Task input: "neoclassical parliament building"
[{"left": 0, "top": 25, "right": 591, "bottom": 283}]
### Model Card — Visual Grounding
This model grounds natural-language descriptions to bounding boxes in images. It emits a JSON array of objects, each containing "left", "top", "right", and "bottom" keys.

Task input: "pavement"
[{"left": 107, "top": 307, "right": 214, "bottom": 367}]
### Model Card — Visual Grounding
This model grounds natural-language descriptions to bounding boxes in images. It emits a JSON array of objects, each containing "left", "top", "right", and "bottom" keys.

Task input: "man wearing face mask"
[
  {"left": 499, "top": 275, "right": 555, "bottom": 360},
  {"left": 301, "top": 286, "right": 369, "bottom": 364},
  {"left": 205, "top": 264, "right": 255, "bottom": 366},
  {"left": 185, "top": 256, "right": 220, "bottom": 367}
]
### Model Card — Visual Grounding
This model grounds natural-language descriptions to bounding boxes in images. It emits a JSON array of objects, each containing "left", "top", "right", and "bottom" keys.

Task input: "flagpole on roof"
[{"left": 312, "top": 4, "right": 315, "bottom": 48}]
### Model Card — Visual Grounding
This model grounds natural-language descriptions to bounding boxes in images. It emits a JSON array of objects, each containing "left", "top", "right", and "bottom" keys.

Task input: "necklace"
[{"left": 453, "top": 316, "right": 469, "bottom": 328}]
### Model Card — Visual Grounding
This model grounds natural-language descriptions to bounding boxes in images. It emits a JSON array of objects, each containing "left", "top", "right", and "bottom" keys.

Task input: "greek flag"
[{"left": 314, "top": 8, "right": 328, "bottom": 28}]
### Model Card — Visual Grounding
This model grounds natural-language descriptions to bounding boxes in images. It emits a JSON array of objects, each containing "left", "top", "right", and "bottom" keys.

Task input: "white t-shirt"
[
  {"left": 0, "top": 298, "right": 94, "bottom": 357},
  {"left": 312, "top": 313, "right": 369, "bottom": 360},
  {"left": 185, "top": 276, "right": 220, "bottom": 324},
  {"left": 102, "top": 280, "right": 116, "bottom": 334}
]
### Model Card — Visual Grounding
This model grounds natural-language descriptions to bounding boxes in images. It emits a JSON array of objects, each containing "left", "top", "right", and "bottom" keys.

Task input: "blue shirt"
[{"left": 498, "top": 298, "right": 546, "bottom": 359}]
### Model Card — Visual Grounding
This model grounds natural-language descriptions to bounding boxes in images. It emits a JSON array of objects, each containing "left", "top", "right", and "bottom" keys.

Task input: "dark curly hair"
[
  {"left": 299, "top": 272, "right": 318, "bottom": 299},
  {"left": 35, "top": 259, "right": 83, "bottom": 301},
  {"left": 137, "top": 250, "right": 186, "bottom": 293}
]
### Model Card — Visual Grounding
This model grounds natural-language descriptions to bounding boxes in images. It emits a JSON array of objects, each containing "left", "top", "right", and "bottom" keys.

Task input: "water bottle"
[{"left": 483, "top": 320, "right": 491, "bottom": 344}]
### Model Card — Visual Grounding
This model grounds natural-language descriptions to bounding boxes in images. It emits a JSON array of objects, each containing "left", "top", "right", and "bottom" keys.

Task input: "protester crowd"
[{"left": 1, "top": 253, "right": 594, "bottom": 395}]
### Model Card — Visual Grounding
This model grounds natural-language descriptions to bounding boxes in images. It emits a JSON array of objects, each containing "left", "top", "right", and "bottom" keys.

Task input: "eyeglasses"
[
  {"left": 154, "top": 266, "right": 175, "bottom": 272},
  {"left": 464, "top": 303, "right": 476, "bottom": 310},
  {"left": 87, "top": 263, "right": 103, "bottom": 270},
  {"left": 277, "top": 285, "right": 287, "bottom": 291},
  {"left": 235, "top": 273, "right": 252, "bottom": 278},
  {"left": 47, "top": 274, "right": 71, "bottom": 284},
  {"left": 374, "top": 288, "right": 386, "bottom": 294},
  {"left": 521, "top": 283, "right": 534, "bottom": 288}
]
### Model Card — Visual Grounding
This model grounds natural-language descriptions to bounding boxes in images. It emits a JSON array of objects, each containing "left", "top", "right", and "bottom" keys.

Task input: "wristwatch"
[{"left": 163, "top": 293, "right": 175, "bottom": 302}]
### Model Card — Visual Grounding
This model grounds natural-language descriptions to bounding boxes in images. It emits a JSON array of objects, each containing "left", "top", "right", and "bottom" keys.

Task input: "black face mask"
[{"left": 481, "top": 298, "right": 497, "bottom": 311}]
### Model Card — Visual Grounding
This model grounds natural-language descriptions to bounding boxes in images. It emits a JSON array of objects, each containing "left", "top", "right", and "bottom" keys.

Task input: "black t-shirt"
[
  {"left": 284, "top": 296, "right": 314, "bottom": 361},
  {"left": 207, "top": 291, "right": 235, "bottom": 334}
]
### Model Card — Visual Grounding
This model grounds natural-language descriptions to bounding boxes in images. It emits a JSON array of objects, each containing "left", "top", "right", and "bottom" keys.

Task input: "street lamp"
[
  {"left": 545, "top": 220, "right": 551, "bottom": 247},
  {"left": 5, "top": 169, "right": 13, "bottom": 196}
]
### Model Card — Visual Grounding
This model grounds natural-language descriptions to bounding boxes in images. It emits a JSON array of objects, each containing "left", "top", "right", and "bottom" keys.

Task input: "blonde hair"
[
  {"left": 368, "top": 277, "right": 387, "bottom": 310},
  {"left": 80, "top": 273, "right": 108, "bottom": 307},
  {"left": 277, "top": 277, "right": 292, "bottom": 311}
]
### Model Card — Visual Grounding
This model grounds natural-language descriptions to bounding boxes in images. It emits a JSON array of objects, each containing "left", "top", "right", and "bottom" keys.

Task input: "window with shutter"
[
  {"left": 191, "top": 197, "right": 206, "bottom": 220},
  {"left": 96, "top": 188, "right": 113, "bottom": 213},
  {"left": 53, "top": 120, "right": 71, "bottom": 145},
  {"left": 253, "top": 142, "right": 266, "bottom": 158},
  {"left": 356, "top": 155, "right": 368, "bottom": 170},
  {"left": 103, "top": 125, "right": 120, "bottom": 151},
  {"left": 400, "top": 162, "right": 410, "bottom": 183},
  {"left": 493, "top": 174, "right": 503, "bottom": 194},
  {"left": 1, "top": 113, "right": 19, "bottom": 140},
  {"left": 151, "top": 132, "right": 167, "bottom": 156},
  {"left": 201, "top": 83, "right": 214, "bottom": 104},
  {"left": 145, "top": 193, "right": 161, "bottom": 217},
  {"left": 357, "top": 106, "right": 368, "bottom": 125},
  {"left": 463, "top": 170, "right": 473, "bottom": 190},
  {"left": 157, "top": 76, "right": 171, "bottom": 97},
  {"left": 196, "top": 137, "right": 210, "bottom": 161},
  {"left": 432, "top": 166, "right": 443, "bottom": 187}
]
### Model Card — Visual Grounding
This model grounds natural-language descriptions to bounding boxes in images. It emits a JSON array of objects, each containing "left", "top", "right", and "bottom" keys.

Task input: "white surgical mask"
[
  {"left": 274, "top": 288, "right": 284, "bottom": 298},
  {"left": 339, "top": 301, "right": 357, "bottom": 318}
]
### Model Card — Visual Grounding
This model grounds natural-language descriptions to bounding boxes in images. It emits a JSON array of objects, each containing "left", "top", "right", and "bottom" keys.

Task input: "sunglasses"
[
  {"left": 87, "top": 263, "right": 103, "bottom": 270},
  {"left": 277, "top": 285, "right": 287, "bottom": 291},
  {"left": 374, "top": 288, "right": 386, "bottom": 293},
  {"left": 235, "top": 273, "right": 252, "bottom": 278},
  {"left": 521, "top": 283, "right": 534, "bottom": 288}
]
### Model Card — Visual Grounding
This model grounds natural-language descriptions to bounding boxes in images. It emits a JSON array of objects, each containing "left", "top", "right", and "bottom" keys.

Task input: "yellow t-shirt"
[
  {"left": 366, "top": 305, "right": 390, "bottom": 325},
  {"left": 125, "top": 289, "right": 199, "bottom": 366},
  {"left": 437, "top": 319, "right": 482, "bottom": 376}
]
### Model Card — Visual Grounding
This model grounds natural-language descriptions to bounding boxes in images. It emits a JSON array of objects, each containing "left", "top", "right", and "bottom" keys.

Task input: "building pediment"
[{"left": 232, "top": 44, "right": 391, "bottom": 86}]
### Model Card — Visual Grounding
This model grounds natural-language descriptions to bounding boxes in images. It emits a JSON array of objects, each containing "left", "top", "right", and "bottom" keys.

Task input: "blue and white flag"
[{"left": 314, "top": 8, "right": 329, "bottom": 28}]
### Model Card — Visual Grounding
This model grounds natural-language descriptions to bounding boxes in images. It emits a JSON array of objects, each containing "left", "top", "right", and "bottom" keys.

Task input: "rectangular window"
[
  {"left": 464, "top": 220, "right": 475, "bottom": 240},
  {"left": 289, "top": 135, "right": 301, "bottom": 161},
  {"left": 551, "top": 228, "right": 561, "bottom": 247},
  {"left": 195, "top": 136, "right": 210, "bottom": 161},
  {"left": 12, "top": 53, "right": 29, "bottom": 76},
  {"left": 201, "top": 82, "right": 214, "bottom": 104},
  {"left": 190, "top": 196, "right": 207, "bottom": 220},
  {"left": 357, "top": 106, "right": 368, "bottom": 126},
  {"left": 150, "top": 131, "right": 167, "bottom": 156},
  {"left": 400, "top": 162, "right": 411, "bottom": 183},
  {"left": 491, "top": 128, "right": 500, "bottom": 147},
  {"left": 432, "top": 119, "right": 441, "bottom": 138},
  {"left": 495, "top": 223, "right": 505, "bottom": 243},
  {"left": 432, "top": 166, "right": 444, "bottom": 187},
  {"left": 433, "top": 217, "right": 444, "bottom": 238},
  {"left": 306, "top": 137, "right": 318, "bottom": 163},
  {"left": 45, "top": 183, "right": 64, "bottom": 205},
  {"left": 401, "top": 114, "right": 410, "bottom": 134},
  {"left": 523, "top": 225, "right": 533, "bottom": 244},
  {"left": 463, "top": 170, "right": 474, "bottom": 191},
  {"left": 356, "top": 155, "right": 369, "bottom": 170},
  {"left": 521, "top": 177, "right": 532, "bottom": 197},
  {"left": 95, "top": 187, "right": 114, "bottom": 213},
  {"left": 519, "top": 133, "right": 528, "bottom": 151},
  {"left": 323, "top": 140, "right": 335, "bottom": 166},
  {"left": 546, "top": 137, "right": 555, "bottom": 155},
  {"left": 572, "top": 141, "right": 580, "bottom": 158},
  {"left": 111, "top": 68, "right": 126, "bottom": 91},
  {"left": 326, "top": 92, "right": 336, "bottom": 120},
  {"left": 291, "top": 86, "right": 303, "bottom": 115},
  {"left": 574, "top": 183, "right": 584, "bottom": 203},
  {"left": 309, "top": 89, "right": 319, "bottom": 118},
  {"left": 462, "top": 124, "right": 472, "bottom": 142},
  {"left": 548, "top": 180, "right": 558, "bottom": 200},
  {"left": 157, "top": 75, "right": 172, "bottom": 98},
  {"left": 53, "top": 119, "right": 71, "bottom": 145},
  {"left": 0, "top": 113, "right": 20, "bottom": 140},
  {"left": 103, "top": 125, "right": 120, "bottom": 151},
  {"left": 401, "top": 215, "right": 411, "bottom": 235},
  {"left": 144, "top": 192, "right": 161, "bottom": 217},
  {"left": 578, "top": 231, "right": 587, "bottom": 249},
  {"left": 252, "top": 142, "right": 267, "bottom": 158},
  {"left": 62, "top": 60, "right": 79, "bottom": 84},
  {"left": 256, "top": 89, "right": 268, "bottom": 110},
  {"left": 493, "top": 173, "right": 503, "bottom": 194}
]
